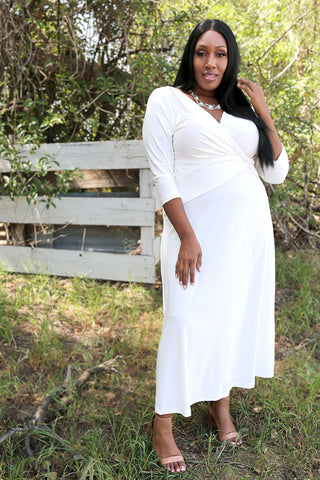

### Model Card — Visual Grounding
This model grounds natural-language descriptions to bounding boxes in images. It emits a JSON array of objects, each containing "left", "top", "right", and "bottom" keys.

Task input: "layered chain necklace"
[{"left": 189, "top": 90, "right": 222, "bottom": 111}]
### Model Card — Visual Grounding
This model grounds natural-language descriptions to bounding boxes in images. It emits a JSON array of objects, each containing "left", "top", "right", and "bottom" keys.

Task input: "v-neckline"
[
  {"left": 169, "top": 86, "right": 253, "bottom": 163},
  {"left": 174, "top": 87, "right": 225, "bottom": 125}
]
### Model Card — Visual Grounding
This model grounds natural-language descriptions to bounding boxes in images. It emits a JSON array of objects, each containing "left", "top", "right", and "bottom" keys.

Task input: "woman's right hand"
[
  {"left": 175, "top": 234, "right": 202, "bottom": 288},
  {"left": 162, "top": 197, "right": 202, "bottom": 288}
]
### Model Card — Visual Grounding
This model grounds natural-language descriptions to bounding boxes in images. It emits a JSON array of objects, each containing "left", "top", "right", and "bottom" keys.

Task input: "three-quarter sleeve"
[
  {"left": 255, "top": 146, "right": 289, "bottom": 184},
  {"left": 142, "top": 88, "right": 181, "bottom": 205}
]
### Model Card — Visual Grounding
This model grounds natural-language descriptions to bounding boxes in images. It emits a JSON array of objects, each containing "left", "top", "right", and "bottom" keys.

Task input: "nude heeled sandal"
[
  {"left": 208, "top": 402, "right": 242, "bottom": 446},
  {"left": 151, "top": 414, "right": 186, "bottom": 473}
]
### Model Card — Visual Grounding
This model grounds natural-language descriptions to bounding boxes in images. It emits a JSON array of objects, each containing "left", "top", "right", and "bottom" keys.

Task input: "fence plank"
[
  {"left": 153, "top": 236, "right": 161, "bottom": 264},
  {"left": 0, "top": 246, "right": 155, "bottom": 283},
  {"left": 0, "top": 196, "right": 154, "bottom": 226},
  {"left": 0, "top": 139, "right": 161, "bottom": 283},
  {"left": 0, "top": 140, "right": 148, "bottom": 171},
  {"left": 139, "top": 169, "right": 155, "bottom": 255},
  {"left": 140, "top": 227, "right": 154, "bottom": 255}
]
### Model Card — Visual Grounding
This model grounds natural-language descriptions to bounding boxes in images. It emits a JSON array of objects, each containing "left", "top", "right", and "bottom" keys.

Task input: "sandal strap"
[
  {"left": 223, "top": 431, "right": 238, "bottom": 440},
  {"left": 221, "top": 431, "right": 242, "bottom": 444},
  {"left": 160, "top": 455, "right": 184, "bottom": 466}
]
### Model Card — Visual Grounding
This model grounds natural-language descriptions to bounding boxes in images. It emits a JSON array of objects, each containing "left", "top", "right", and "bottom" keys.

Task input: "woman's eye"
[
  {"left": 196, "top": 51, "right": 206, "bottom": 56},
  {"left": 217, "top": 52, "right": 227, "bottom": 57}
]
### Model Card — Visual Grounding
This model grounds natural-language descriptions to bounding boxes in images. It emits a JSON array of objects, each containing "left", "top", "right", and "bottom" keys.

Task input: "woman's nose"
[{"left": 205, "top": 53, "right": 216, "bottom": 68}]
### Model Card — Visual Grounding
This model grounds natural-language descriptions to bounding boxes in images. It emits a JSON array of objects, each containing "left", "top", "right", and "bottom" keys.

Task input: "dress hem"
[{"left": 155, "top": 374, "right": 274, "bottom": 417}]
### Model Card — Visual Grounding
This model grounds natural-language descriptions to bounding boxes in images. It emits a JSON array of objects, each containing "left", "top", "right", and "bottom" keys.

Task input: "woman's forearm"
[
  {"left": 163, "top": 197, "right": 202, "bottom": 287},
  {"left": 163, "top": 197, "right": 196, "bottom": 240},
  {"left": 258, "top": 110, "right": 283, "bottom": 160}
]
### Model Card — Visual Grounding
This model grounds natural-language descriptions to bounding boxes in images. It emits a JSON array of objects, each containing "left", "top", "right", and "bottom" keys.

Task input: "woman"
[{"left": 143, "top": 19, "right": 289, "bottom": 473}]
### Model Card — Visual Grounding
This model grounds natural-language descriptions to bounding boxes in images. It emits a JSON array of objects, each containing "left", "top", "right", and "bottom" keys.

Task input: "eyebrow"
[{"left": 197, "top": 44, "right": 227, "bottom": 49}]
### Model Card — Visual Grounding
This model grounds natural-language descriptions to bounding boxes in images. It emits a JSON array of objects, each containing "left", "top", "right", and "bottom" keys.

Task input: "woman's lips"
[{"left": 202, "top": 72, "right": 218, "bottom": 81}]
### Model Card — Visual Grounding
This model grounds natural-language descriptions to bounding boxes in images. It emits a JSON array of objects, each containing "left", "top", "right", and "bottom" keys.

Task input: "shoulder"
[
  {"left": 145, "top": 87, "right": 179, "bottom": 123},
  {"left": 147, "top": 86, "right": 178, "bottom": 105}
]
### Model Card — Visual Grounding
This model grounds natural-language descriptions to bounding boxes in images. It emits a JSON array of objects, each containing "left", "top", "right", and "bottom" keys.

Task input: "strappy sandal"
[
  {"left": 208, "top": 402, "right": 242, "bottom": 446},
  {"left": 151, "top": 414, "right": 186, "bottom": 473}
]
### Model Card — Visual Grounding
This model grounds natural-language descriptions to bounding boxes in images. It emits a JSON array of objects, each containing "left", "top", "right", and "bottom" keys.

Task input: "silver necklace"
[{"left": 189, "top": 90, "right": 221, "bottom": 111}]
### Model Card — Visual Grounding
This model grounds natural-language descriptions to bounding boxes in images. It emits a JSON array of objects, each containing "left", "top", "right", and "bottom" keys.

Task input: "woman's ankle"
[
  {"left": 155, "top": 413, "right": 172, "bottom": 419},
  {"left": 153, "top": 413, "right": 174, "bottom": 435}
]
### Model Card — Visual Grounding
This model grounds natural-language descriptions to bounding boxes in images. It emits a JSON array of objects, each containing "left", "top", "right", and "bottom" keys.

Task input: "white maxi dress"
[{"left": 142, "top": 86, "right": 289, "bottom": 417}]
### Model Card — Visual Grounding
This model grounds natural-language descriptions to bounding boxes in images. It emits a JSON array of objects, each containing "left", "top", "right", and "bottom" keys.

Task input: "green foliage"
[
  {"left": 276, "top": 250, "right": 320, "bottom": 344},
  {"left": 0, "top": 125, "right": 75, "bottom": 207},
  {"left": 0, "top": 0, "right": 319, "bottom": 244}
]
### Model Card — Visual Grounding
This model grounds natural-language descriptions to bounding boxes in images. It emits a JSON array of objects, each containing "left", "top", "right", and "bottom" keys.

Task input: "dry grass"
[{"left": 0, "top": 249, "right": 319, "bottom": 479}]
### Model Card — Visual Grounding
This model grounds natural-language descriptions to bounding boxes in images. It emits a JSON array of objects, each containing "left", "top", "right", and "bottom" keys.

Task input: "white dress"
[{"left": 143, "top": 86, "right": 289, "bottom": 417}]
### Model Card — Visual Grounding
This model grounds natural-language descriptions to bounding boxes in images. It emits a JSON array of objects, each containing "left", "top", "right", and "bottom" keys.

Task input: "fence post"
[{"left": 139, "top": 168, "right": 154, "bottom": 256}]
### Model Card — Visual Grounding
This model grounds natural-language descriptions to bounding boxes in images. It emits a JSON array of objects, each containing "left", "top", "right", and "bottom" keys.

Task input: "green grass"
[{"left": 0, "top": 249, "right": 319, "bottom": 479}]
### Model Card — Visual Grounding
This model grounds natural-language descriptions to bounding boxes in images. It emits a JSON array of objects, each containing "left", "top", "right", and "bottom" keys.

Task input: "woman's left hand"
[
  {"left": 237, "top": 77, "right": 283, "bottom": 160},
  {"left": 237, "top": 78, "right": 269, "bottom": 117}
]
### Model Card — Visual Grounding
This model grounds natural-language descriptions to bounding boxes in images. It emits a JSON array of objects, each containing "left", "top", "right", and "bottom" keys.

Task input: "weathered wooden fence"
[{"left": 0, "top": 140, "right": 161, "bottom": 283}]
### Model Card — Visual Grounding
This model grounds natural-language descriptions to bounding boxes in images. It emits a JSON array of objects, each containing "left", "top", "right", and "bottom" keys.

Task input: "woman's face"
[{"left": 193, "top": 30, "right": 228, "bottom": 97}]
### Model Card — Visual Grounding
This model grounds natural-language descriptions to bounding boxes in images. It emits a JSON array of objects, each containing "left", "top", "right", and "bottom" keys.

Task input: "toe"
[
  {"left": 166, "top": 461, "right": 186, "bottom": 473},
  {"left": 176, "top": 461, "right": 186, "bottom": 473}
]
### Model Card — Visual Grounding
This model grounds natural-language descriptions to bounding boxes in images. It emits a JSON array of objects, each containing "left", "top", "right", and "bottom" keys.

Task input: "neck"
[
  {"left": 195, "top": 91, "right": 216, "bottom": 99},
  {"left": 188, "top": 90, "right": 222, "bottom": 110},
  {"left": 192, "top": 90, "right": 219, "bottom": 103},
  {"left": 193, "top": 89, "right": 218, "bottom": 101}
]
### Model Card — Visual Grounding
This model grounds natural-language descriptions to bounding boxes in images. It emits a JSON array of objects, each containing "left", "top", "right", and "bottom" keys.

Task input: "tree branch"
[
  {"left": 256, "top": 4, "right": 320, "bottom": 62},
  {"left": 270, "top": 45, "right": 299, "bottom": 82},
  {"left": 0, "top": 356, "right": 121, "bottom": 453}
]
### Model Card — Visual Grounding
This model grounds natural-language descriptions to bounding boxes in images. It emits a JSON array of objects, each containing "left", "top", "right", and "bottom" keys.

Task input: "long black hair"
[{"left": 174, "top": 19, "right": 274, "bottom": 169}]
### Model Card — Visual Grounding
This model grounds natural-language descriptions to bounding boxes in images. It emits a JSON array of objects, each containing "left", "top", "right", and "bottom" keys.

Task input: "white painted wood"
[
  {"left": 140, "top": 167, "right": 162, "bottom": 210},
  {"left": 0, "top": 140, "right": 148, "bottom": 171},
  {"left": 139, "top": 170, "right": 155, "bottom": 256},
  {"left": 140, "top": 227, "right": 154, "bottom": 255},
  {"left": 0, "top": 246, "right": 156, "bottom": 283},
  {"left": 0, "top": 139, "right": 162, "bottom": 283},
  {"left": 153, "top": 235, "right": 161, "bottom": 264},
  {"left": 0, "top": 196, "right": 154, "bottom": 226},
  {"left": 139, "top": 169, "right": 153, "bottom": 197},
  {"left": 154, "top": 189, "right": 162, "bottom": 211}
]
